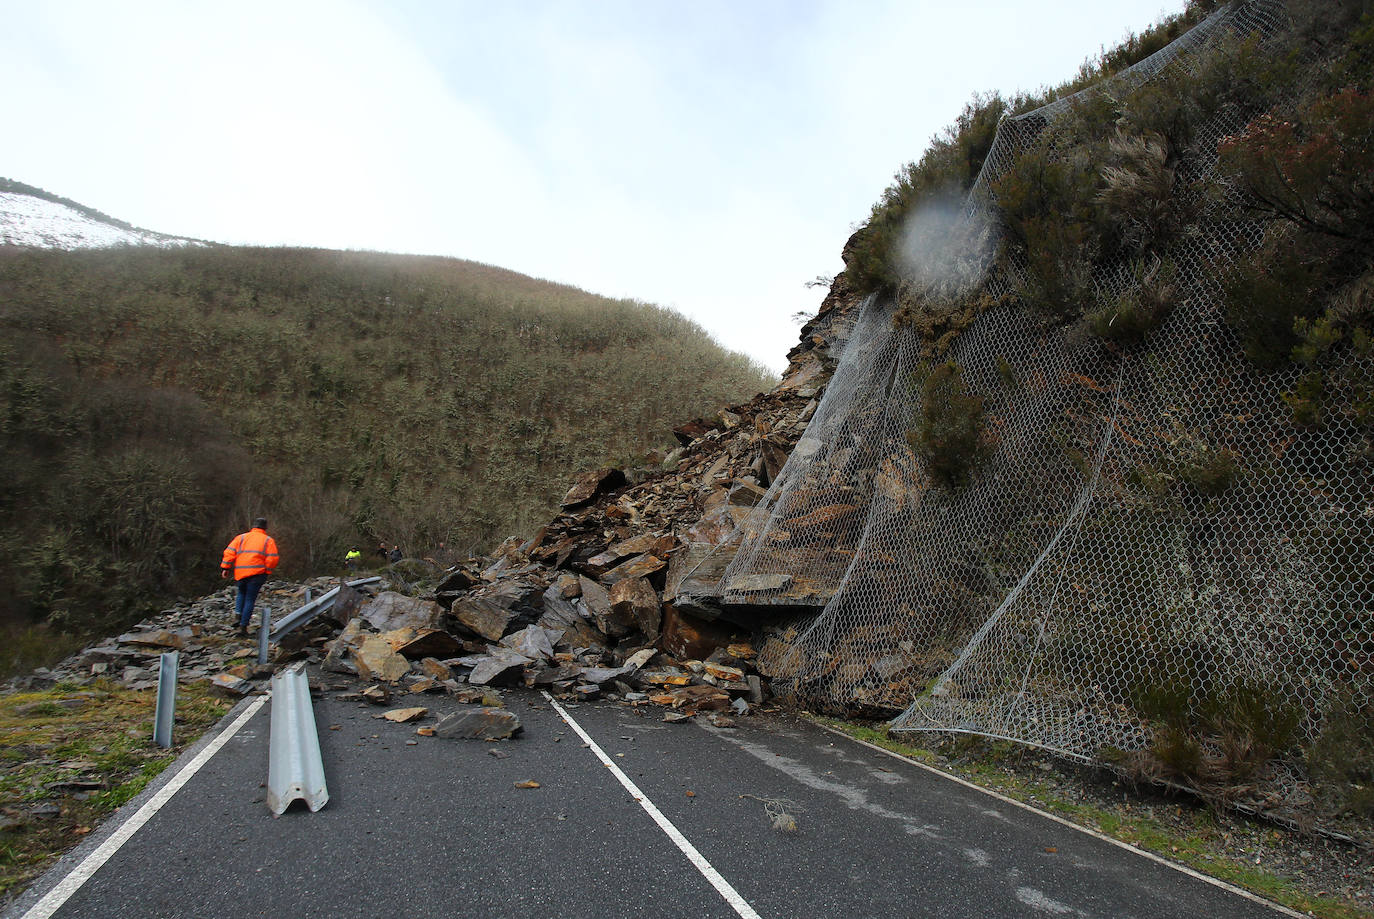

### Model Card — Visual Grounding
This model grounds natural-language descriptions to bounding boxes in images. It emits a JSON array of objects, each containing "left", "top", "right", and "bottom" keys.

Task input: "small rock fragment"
[{"left": 434, "top": 707, "right": 522, "bottom": 740}]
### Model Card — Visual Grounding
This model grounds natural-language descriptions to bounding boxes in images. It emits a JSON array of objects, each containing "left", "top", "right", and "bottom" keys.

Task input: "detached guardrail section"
[
  {"left": 267, "top": 664, "right": 329, "bottom": 815},
  {"left": 270, "top": 576, "right": 381, "bottom": 642}
]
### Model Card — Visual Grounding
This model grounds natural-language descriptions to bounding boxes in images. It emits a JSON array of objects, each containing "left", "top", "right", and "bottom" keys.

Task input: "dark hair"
[{"left": 253, "top": 517, "right": 268, "bottom": 529}]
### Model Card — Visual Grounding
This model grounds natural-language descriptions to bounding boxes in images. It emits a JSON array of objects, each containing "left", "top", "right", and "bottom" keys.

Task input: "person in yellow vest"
[
  {"left": 221, "top": 517, "right": 280, "bottom": 635},
  {"left": 345, "top": 547, "right": 362, "bottom": 571}
]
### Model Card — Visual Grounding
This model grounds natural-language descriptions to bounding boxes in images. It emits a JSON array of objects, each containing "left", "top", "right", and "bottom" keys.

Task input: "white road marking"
[
  {"left": 821, "top": 725, "right": 1308, "bottom": 919},
  {"left": 542, "top": 693, "right": 762, "bottom": 919},
  {"left": 21, "top": 695, "right": 270, "bottom": 919},
  {"left": 1016, "top": 886, "right": 1081, "bottom": 916}
]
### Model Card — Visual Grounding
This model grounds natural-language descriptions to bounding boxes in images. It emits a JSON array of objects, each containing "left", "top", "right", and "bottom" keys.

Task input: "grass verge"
[
  {"left": 813, "top": 717, "right": 1372, "bottom": 919},
  {"left": 0, "top": 679, "right": 231, "bottom": 903}
]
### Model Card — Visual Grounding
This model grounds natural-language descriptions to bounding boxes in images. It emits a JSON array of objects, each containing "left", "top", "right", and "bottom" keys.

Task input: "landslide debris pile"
[{"left": 7, "top": 293, "right": 857, "bottom": 721}]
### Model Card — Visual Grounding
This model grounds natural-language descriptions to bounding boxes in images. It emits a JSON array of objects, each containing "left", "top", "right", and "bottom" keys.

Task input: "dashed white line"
[
  {"left": 21, "top": 695, "right": 270, "bottom": 919},
  {"left": 542, "top": 692, "right": 762, "bottom": 919},
  {"left": 821, "top": 724, "right": 1307, "bottom": 919}
]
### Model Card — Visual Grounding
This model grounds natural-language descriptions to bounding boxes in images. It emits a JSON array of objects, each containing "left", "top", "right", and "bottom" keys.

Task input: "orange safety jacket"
[{"left": 221, "top": 527, "right": 280, "bottom": 581}]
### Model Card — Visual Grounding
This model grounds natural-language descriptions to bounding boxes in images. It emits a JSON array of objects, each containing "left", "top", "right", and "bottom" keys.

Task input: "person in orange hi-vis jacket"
[{"left": 221, "top": 517, "right": 280, "bottom": 635}]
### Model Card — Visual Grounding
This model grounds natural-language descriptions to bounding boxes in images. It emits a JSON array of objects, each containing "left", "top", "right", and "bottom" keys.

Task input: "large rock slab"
[
  {"left": 117, "top": 628, "right": 192, "bottom": 649},
  {"left": 451, "top": 581, "right": 543, "bottom": 641},
  {"left": 360, "top": 592, "right": 445, "bottom": 632},
  {"left": 560, "top": 467, "right": 627, "bottom": 509},
  {"left": 434, "top": 707, "right": 522, "bottom": 740},
  {"left": 352, "top": 635, "right": 411, "bottom": 683},
  {"left": 388, "top": 628, "right": 465, "bottom": 659},
  {"left": 610, "top": 577, "right": 661, "bottom": 641},
  {"left": 322, "top": 618, "right": 367, "bottom": 674},
  {"left": 498, "top": 626, "right": 559, "bottom": 661},
  {"left": 466, "top": 649, "right": 532, "bottom": 686},
  {"left": 579, "top": 577, "right": 632, "bottom": 639},
  {"left": 664, "top": 543, "right": 734, "bottom": 621},
  {"left": 599, "top": 554, "right": 667, "bottom": 587},
  {"left": 659, "top": 605, "right": 740, "bottom": 662},
  {"left": 536, "top": 586, "right": 608, "bottom": 650},
  {"left": 325, "top": 584, "right": 367, "bottom": 627}
]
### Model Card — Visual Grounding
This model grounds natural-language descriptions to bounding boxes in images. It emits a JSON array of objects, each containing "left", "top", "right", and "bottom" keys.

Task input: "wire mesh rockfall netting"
[{"left": 720, "top": 0, "right": 1374, "bottom": 815}]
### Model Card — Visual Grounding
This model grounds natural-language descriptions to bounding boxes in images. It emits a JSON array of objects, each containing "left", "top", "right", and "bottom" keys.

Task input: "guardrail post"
[
  {"left": 152, "top": 650, "right": 179, "bottom": 748},
  {"left": 257, "top": 603, "right": 271, "bottom": 667}
]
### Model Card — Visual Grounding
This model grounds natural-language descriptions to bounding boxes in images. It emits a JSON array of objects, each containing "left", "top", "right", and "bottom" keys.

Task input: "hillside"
[{"left": 0, "top": 240, "right": 775, "bottom": 662}]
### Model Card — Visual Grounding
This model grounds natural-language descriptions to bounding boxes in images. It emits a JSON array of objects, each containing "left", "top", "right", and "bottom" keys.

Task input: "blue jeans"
[{"left": 235, "top": 573, "right": 268, "bottom": 628}]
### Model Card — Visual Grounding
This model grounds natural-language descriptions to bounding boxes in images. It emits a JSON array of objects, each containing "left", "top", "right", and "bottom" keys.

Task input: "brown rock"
[
  {"left": 434, "top": 568, "right": 475, "bottom": 593},
  {"left": 560, "top": 467, "right": 627, "bottom": 509},
  {"left": 584, "top": 534, "right": 674, "bottom": 576},
  {"left": 451, "top": 598, "right": 515, "bottom": 642},
  {"left": 210, "top": 672, "right": 251, "bottom": 695},
  {"left": 600, "top": 554, "right": 667, "bottom": 587},
  {"left": 609, "top": 578, "right": 661, "bottom": 641},
  {"left": 727, "top": 482, "right": 768, "bottom": 507},
  {"left": 659, "top": 605, "right": 739, "bottom": 661},
  {"left": 760, "top": 438, "right": 791, "bottom": 484},
  {"left": 785, "top": 503, "right": 859, "bottom": 533},
  {"left": 450, "top": 581, "right": 542, "bottom": 640},
  {"left": 672, "top": 419, "right": 713, "bottom": 445},
  {"left": 352, "top": 635, "right": 410, "bottom": 683},
  {"left": 663, "top": 543, "right": 733, "bottom": 620},
  {"left": 702, "top": 661, "right": 746, "bottom": 683},
  {"left": 419, "top": 657, "right": 453, "bottom": 680},
  {"left": 382, "top": 707, "right": 427, "bottom": 723},
  {"left": 580, "top": 577, "right": 631, "bottom": 639},
  {"left": 392, "top": 629, "right": 464, "bottom": 659},
  {"left": 360, "top": 684, "right": 391, "bottom": 704}
]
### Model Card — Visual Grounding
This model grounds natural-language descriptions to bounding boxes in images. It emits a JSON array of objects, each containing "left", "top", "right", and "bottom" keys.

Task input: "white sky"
[{"left": 3, "top": 0, "right": 1183, "bottom": 373}]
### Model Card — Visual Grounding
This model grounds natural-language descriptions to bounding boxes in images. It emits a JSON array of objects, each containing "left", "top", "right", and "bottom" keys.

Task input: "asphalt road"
[{"left": 6, "top": 679, "right": 1297, "bottom": 919}]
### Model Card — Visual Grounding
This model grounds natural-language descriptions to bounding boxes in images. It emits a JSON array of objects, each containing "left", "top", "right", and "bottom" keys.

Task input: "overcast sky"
[{"left": 4, "top": 0, "right": 1183, "bottom": 373}]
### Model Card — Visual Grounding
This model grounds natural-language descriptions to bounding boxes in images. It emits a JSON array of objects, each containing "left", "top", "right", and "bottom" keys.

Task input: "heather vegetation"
[
  {"left": 846, "top": 0, "right": 1225, "bottom": 301},
  {"left": 0, "top": 245, "right": 774, "bottom": 671}
]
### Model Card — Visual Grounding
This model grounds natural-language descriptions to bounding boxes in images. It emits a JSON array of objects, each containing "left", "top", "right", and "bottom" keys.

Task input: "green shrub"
[
  {"left": 1086, "top": 259, "right": 1178, "bottom": 345},
  {"left": 1132, "top": 671, "right": 1303, "bottom": 793},
  {"left": 907, "top": 362, "right": 991, "bottom": 490},
  {"left": 1308, "top": 690, "right": 1374, "bottom": 816}
]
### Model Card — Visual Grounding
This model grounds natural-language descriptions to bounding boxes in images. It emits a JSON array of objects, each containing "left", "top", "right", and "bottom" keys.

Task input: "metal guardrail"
[
  {"left": 266, "top": 664, "right": 329, "bottom": 815},
  {"left": 269, "top": 576, "right": 381, "bottom": 642}
]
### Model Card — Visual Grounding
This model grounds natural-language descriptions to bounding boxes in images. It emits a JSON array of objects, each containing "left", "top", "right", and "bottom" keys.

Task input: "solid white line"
[
  {"left": 542, "top": 692, "right": 763, "bottom": 919},
  {"left": 820, "top": 725, "right": 1307, "bottom": 919},
  {"left": 21, "top": 695, "right": 270, "bottom": 919}
]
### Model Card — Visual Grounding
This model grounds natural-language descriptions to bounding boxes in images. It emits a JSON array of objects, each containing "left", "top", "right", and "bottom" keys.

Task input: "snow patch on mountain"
[{"left": 0, "top": 192, "right": 201, "bottom": 250}]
